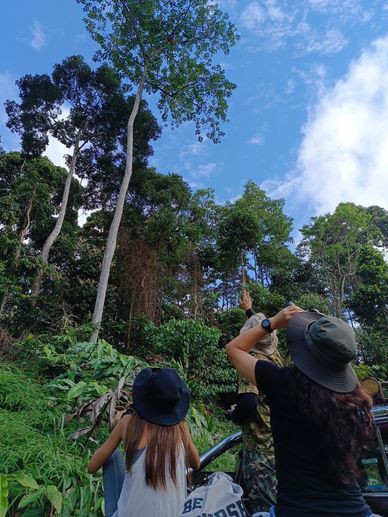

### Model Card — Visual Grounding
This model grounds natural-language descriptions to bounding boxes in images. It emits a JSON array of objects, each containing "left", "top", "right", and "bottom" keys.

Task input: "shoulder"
[
  {"left": 118, "top": 414, "right": 132, "bottom": 439},
  {"left": 255, "top": 361, "right": 292, "bottom": 396}
]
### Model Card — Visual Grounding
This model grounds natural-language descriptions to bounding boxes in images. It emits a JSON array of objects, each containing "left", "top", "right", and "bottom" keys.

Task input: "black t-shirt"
[{"left": 255, "top": 361, "right": 372, "bottom": 517}]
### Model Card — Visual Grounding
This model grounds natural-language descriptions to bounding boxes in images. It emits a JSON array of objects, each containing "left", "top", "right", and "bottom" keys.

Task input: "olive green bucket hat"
[{"left": 287, "top": 312, "right": 359, "bottom": 393}]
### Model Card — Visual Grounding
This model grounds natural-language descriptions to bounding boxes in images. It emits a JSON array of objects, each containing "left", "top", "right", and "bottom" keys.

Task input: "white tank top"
[{"left": 114, "top": 446, "right": 187, "bottom": 517}]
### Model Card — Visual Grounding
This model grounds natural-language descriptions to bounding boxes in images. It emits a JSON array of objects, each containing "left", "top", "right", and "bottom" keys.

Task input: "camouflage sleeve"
[
  {"left": 237, "top": 350, "right": 283, "bottom": 395},
  {"left": 238, "top": 375, "right": 259, "bottom": 395}
]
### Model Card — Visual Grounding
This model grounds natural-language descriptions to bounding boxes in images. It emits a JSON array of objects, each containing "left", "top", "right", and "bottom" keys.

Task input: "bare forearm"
[
  {"left": 226, "top": 306, "right": 303, "bottom": 385},
  {"left": 226, "top": 324, "right": 267, "bottom": 355},
  {"left": 87, "top": 416, "right": 126, "bottom": 474}
]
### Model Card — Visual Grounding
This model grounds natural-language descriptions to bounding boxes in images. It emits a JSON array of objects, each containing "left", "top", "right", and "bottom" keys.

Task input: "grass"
[
  {"left": 0, "top": 362, "right": 103, "bottom": 516},
  {"left": 188, "top": 404, "right": 240, "bottom": 473},
  {"left": 0, "top": 344, "right": 241, "bottom": 515}
]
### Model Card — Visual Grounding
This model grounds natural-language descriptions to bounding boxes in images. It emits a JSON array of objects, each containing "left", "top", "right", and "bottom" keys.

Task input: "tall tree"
[
  {"left": 5, "top": 56, "right": 154, "bottom": 305},
  {"left": 298, "top": 203, "right": 382, "bottom": 318},
  {"left": 0, "top": 152, "right": 80, "bottom": 324},
  {"left": 217, "top": 181, "right": 293, "bottom": 306},
  {"left": 77, "top": 0, "right": 239, "bottom": 341},
  {"left": 348, "top": 245, "right": 388, "bottom": 330}
]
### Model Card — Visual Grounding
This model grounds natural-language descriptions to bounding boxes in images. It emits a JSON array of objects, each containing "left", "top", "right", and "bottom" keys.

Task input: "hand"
[
  {"left": 224, "top": 405, "right": 236, "bottom": 421},
  {"left": 269, "top": 305, "right": 303, "bottom": 330},
  {"left": 240, "top": 289, "right": 252, "bottom": 311}
]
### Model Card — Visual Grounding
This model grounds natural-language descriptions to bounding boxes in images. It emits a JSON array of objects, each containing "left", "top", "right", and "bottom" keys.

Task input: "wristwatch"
[{"left": 261, "top": 318, "right": 273, "bottom": 333}]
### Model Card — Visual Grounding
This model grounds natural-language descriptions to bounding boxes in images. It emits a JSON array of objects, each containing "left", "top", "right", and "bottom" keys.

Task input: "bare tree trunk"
[
  {"left": 90, "top": 74, "right": 147, "bottom": 342},
  {"left": 16, "top": 193, "right": 35, "bottom": 261},
  {"left": 30, "top": 133, "right": 81, "bottom": 307},
  {"left": 253, "top": 249, "right": 259, "bottom": 283}
]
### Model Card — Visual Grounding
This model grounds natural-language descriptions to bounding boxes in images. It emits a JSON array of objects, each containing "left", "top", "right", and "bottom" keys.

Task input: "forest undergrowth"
[{"left": 0, "top": 326, "right": 239, "bottom": 517}]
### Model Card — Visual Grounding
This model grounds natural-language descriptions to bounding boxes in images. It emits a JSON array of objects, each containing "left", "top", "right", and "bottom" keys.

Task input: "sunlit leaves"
[{"left": 77, "top": 0, "right": 239, "bottom": 143}]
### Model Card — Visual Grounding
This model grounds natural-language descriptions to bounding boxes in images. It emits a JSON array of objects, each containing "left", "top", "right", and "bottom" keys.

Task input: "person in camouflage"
[{"left": 228, "top": 289, "right": 282, "bottom": 515}]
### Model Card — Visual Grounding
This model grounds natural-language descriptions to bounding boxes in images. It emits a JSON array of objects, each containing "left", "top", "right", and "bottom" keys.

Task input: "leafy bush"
[
  {"left": 294, "top": 293, "right": 330, "bottom": 314},
  {"left": 0, "top": 325, "right": 241, "bottom": 515},
  {"left": 152, "top": 319, "right": 236, "bottom": 400},
  {"left": 246, "top": 282, "right": 285, "bottom": 315},
  {"left": 0, "top": 365, "right": 47, "bottom": 415},
  {"left": 0, "top": 331, "right": 149, "bottom": 516},
  {"left": 216, "top": 307, "right": 247, "bottom": 347},
  {"left": 127, "top": 314, "right": 158, "bottom": 358},
  {"left": 356, "top": 327, "right": 388, "bottom": 375},
  {"left": 353, "top": 363, "right": 386, "bottom": 382},
  {"left": 187, "top": 404, "right": 240, "bottom": 473},
  {"left": 0, "top": 365, "right": 103, "bottom": 516}
]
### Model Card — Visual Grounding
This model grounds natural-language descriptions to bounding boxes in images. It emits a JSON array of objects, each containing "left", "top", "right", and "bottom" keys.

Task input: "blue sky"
[{"left": 2, "top": 0, "right": 388, "bottom": 233}]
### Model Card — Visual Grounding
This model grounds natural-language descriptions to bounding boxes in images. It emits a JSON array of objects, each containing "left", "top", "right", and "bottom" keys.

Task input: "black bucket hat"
[
  {"left": 287, "top": 311, "right": 359, "bottom": 393},
  {"left": 132, "top": 367, "right": 190, "bottom": 426}
]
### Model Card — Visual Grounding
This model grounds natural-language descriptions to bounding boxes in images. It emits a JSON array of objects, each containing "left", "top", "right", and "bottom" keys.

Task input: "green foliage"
[
  {"left": 2, "top": 44, "right": 388, "bottom": 509},
  {"left": 348, "top": 245, "right": 388, "bottom": 329},
  {"left": 0, "top": 365, "right": 47, "bottom": 414},
  {"left": 0, "top": 324, "right": 240, "bottom": 515},
  {"left": 0, "top": 474, "right": 8, "bottom": 517},
  {"left": 0, "top": 327, "right": 149, "bottom": 515},
  {"left": 187, "top": 404, "right": 240, "bottom": 473},
  {"left": 246, "top": 282, "right": 286, "bottom": 315},
  {"left": 216, "top": 307, "right": 247, "bottom": 347},
  {"left": 78, "top": 0, "right": 239, "bottom": 143},
  {"left": 0, "top": 364, "right": 103, "bottom": 516},
  {"left": 216, "top": 182, "right": 293, "bottom": 308},
  {"left": 151, "top": 319, "right": 236, "bottom": 400},
  {"left": 294, "top": 293, "right": 330, "bottom": 314},
  {"left": 299, "top": 202, "right": 383, "bottom": 318},
  {"left": 128, "top": 314, "right": 158, "bottom": 358},
  {"left": 353, "top": 363, "right": 386, "bottom": 382},
  {"left": 1, "top": 475, "right": 63, "bottom": 516},
  {"left": 355, "top": 327, "right": 388, "bottom": 375},
  {"left": 0, "top": 152, "right": 81, "bottom": 332}
]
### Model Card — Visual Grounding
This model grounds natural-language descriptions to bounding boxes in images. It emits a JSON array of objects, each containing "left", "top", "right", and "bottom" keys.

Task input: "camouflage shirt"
[{"left": 238, "top": 349, "right": 283, "bottom": 453}]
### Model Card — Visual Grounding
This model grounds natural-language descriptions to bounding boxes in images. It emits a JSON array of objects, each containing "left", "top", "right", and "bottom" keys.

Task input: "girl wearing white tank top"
[{"left": 87, "top": 368, "right": 200, "bottom": 517}]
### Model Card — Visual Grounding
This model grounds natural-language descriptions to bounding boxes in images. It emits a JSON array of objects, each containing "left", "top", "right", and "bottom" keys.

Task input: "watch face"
[{"left": 261, "top": 319, "right": 271, "bottom": 331}]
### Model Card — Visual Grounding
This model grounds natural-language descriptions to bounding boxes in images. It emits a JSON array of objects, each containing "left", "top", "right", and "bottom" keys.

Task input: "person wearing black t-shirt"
[{"left": 226, "top": 305, "right": 378, "bottom": 517}]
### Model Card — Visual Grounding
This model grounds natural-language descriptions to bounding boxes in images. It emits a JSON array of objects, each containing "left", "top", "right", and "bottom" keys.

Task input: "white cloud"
[
  {"left": 179, "top": 140, "right": 208, "bottom": 158},
  {"left": 285, "top": 78, "right": 296, "bottom": 95},
  {"left": 43, "top": 136, "right": 69, "bottom": 169},
  {"left": 190, "top": 162, "right": 218, "bottom": 178},
  {"left": 240, "top": 0, "right": 293, "bottom": 50},
  {"left": 247, "top": 132, "right": 263, "bottom": 145},
  {"left": 265, "top": 37, "right": 388, "bottom": 215},
  {"left": 265, "top": 0, "right": 287, "bottom": 21},
  {"left": 239, "top": 0, "right": 377, "bottom": 54},
  {"left": 43, "top": 107, "right": 71, "bottom": 168},
  {"left": 298, "top": 27, "right": 348, "bottom": 56},
  {"left": 308, "top": 0, "right": 372, "bottom": 20},
  {"left": 240, "top": 2, "right": 266, "bottom": 30},
  {"left": 29, "top": 20, "right": 47, "bottom": 51},
  {"left": 293, "top": 64, "right": 328, "bottom": 97},
  {"left": 177, "top": 138, "right": 222, "bottom": 181}
]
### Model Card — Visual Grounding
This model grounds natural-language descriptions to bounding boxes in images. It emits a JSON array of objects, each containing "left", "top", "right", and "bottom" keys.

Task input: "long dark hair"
[
  {"left": 291, "top": 367, "right": 374, "bottom": 485},
  {"left": 124, "top": 412, "right": 190, "bottom": 490}
]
